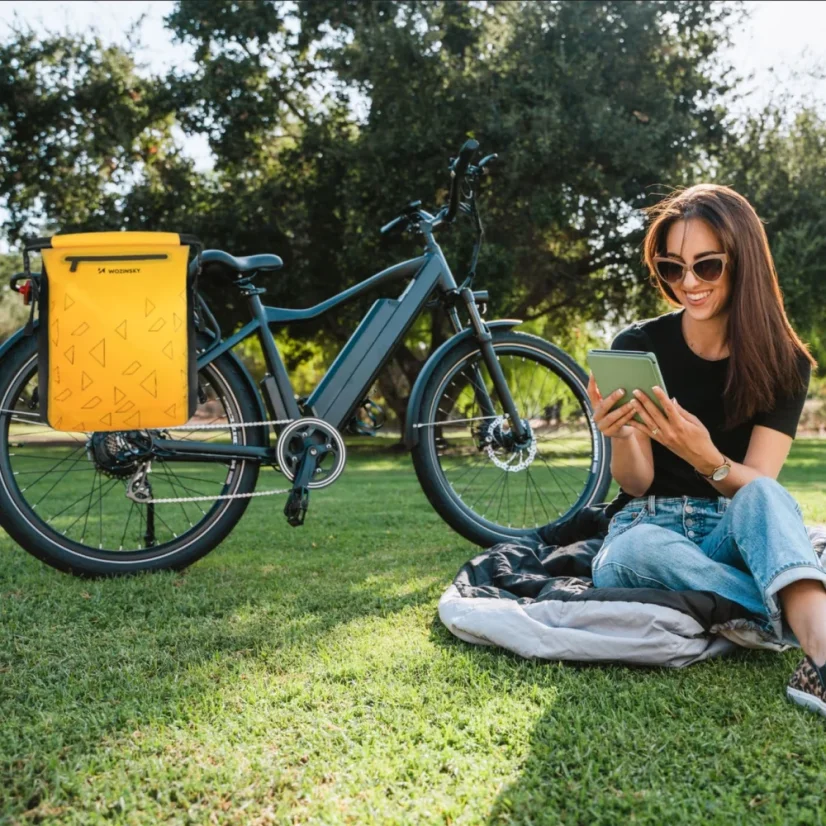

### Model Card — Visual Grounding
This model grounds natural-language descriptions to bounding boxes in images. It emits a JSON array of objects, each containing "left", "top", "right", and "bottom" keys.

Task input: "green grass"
[{"left": 2, "top": 442, "right": 826, "bottom": 825}]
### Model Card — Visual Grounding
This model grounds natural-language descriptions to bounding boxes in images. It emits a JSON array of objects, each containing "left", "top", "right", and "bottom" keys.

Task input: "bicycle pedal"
[{"left": 284, "top": 486, "right": 310, "bottom": 527}]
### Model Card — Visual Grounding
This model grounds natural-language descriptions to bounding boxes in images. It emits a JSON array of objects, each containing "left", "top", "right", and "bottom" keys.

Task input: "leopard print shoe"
[{"left": 787, "top": 656, "right": 826, "bottom": 718}]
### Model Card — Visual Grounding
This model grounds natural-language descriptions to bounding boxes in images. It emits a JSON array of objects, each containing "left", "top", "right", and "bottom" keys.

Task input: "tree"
[
  {"left": 711, "top": 106, "right": 826, "bottom": 365},
  {"left": 0, "top": 1, "right": 752, "bottom": 427},
  {"left": 0, "top": 29, "right": 198, "bottom": 238},
  {"left": 161, "top": 0, "right": 747, "bottom": 421}
]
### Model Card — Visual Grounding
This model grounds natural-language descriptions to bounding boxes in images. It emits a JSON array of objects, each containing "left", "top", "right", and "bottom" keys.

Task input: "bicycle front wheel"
[{"left": 411, "top": 330, "right": 611, "bottom": 547}]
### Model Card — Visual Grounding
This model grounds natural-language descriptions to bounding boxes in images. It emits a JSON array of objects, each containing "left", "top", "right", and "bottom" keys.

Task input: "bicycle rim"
[
  {"left": 0, "top": 352, "right": 252, "bottom": 563},
  {"left": 424, "top": 342, "right": 600, "bottom": 534}
]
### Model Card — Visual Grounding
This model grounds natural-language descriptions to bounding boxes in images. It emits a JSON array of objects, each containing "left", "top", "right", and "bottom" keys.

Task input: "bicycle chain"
[
  {"left": 1, "top": 411, "right": 315, "bottom": 505},
  {"left": 131, "top": 484, "right": 293, "bottom": 505},
  {"left": 127, "top": 417, "right": 296, "bottom": 505},
  {"left": 157, "top": 417, "right": 293, "bottom": 431}
]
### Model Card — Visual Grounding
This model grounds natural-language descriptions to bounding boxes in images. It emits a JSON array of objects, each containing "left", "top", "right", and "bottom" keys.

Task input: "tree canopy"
[{"left": 2, "top": 0, "right": 825, "bottom": 418}]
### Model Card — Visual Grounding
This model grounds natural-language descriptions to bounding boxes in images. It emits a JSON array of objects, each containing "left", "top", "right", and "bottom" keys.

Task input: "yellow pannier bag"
[{"left": 25, "top": 232, "right": 201, "bottom": 432}]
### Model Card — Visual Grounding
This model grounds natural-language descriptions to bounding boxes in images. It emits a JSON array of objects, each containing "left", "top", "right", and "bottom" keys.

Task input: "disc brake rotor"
[{"left": 483, "top": 415, "right": 537, "bottom": 472}]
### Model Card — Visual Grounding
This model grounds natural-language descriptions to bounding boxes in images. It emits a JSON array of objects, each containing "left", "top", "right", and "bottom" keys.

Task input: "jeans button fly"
[
  {"left": 688, "top": 530, "right": 696, "bottom": 538},
  {"left": 685, "top": 504, "right": 694, "bottom": 514},
  {"left": 686, "top": 518, "right": 694, "bottom": 527}
]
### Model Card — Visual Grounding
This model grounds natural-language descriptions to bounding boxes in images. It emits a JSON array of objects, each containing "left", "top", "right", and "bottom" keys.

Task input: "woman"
[{"left": 587, "top": 183, "right": 826, "bottom": 718}]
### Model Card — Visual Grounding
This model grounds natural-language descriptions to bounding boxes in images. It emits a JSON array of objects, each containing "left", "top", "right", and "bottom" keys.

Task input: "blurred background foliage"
[{"left": 1, "top": 0, "right": 825, "bottom": 428}]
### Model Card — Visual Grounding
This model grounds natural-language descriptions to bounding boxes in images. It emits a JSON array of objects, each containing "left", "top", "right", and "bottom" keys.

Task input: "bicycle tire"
[
  {"left": 411, "top": 330, "right": 611, "bottom": 547},
  {"left": 0, "top": 334, "right": 265, "bottom": 576}
]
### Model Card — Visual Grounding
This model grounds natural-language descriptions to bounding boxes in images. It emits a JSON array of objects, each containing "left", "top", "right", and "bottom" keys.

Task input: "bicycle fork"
[{"left": 452, "top": 289, "right": 528, "bottom": 443}]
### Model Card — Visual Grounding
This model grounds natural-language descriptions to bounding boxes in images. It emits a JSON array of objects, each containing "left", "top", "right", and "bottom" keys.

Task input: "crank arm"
[{"left": 284, "top": 445, "right": 326, "bottom": 527}]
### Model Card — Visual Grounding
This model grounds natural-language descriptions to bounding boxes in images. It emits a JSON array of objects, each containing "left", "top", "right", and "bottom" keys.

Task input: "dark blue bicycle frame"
[{"left": 157, "top": 230, "right": 481, "bottom": 463}]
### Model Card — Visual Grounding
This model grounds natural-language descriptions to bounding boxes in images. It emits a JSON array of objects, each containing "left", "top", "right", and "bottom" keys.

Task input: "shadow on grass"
[{"left": 0, "top": 535, "right": 452, "bottom": 812}]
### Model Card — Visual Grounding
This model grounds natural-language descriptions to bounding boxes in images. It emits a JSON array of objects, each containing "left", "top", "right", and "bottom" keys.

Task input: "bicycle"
[{"left": 0, "top": 140, "right": 611, "bottom": 576}]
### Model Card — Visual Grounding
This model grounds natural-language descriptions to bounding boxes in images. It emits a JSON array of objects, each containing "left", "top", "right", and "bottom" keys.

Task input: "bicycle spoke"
[
  {"left": 31, "top": 454, "right": 91, "bottom": 514},
  {"left": 20, "top": 446, "right": 86, "bottom": 494},
  {"left": 2, "top": 352, "right": 248, "bottom": 559},
  {"left": 527, "top": 466, "right": 557, "bottom": 522},
  {"left": 119, "top": 499, "right": 139, "bottom": 551},
  {"left": 427, "top": 342, "right": 601, "bottom": 535},
  {"left": 157, "top": 464, "right": 207, "bottom": 523},
  {"left": 97, "top": 471, "right": 104, "bottom": 550}
]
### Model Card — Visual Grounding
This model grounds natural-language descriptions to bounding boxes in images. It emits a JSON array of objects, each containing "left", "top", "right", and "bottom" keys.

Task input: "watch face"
[{"left": 712, "top": 464, "right": 730, "bottom": 481}]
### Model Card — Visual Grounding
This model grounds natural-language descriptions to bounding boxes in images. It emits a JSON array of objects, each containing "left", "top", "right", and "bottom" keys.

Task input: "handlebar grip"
[
  {"left": 445, "top": 138, "right": 480, "bottom": 223},
  {"left": 380, "top": 215, "right": 407, "bottom": 236}
]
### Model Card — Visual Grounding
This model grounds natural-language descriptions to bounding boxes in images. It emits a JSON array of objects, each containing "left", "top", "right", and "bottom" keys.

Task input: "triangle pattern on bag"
[
  {"left": 140, "top": 370, "right": 158, "bottom": 398},
  {"left": 89, "top": 339, "right": 106, "bottom": 367}
]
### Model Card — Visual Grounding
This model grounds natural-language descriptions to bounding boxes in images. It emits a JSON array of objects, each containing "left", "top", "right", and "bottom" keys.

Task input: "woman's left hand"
[{"left": 628, "top": 387, "right": 722, "bottom": 473}]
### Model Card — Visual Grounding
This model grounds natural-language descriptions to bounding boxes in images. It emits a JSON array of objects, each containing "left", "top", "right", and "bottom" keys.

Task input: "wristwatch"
[{"left": 697, "top": 455, "right": 731, "bottom": 482}]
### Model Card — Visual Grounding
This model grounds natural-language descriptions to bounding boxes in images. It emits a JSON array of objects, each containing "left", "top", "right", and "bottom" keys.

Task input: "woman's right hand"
[{"left": 587, "top": 373, "right": 638, "bottom": 440}]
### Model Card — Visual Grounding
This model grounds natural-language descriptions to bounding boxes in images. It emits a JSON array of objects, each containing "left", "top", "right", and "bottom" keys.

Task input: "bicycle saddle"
[{"left": 200, "top": 249, "right": 283, "bottom": 274}]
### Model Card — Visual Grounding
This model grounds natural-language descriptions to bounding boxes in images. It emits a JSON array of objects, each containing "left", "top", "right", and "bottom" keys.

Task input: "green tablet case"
[{"left": 586, "top": 349, "right": 669, "bottom": 424}]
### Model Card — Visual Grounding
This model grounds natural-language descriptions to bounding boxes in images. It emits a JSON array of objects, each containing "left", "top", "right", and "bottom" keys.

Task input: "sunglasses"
[{"left": 652, "top": 253, "right": 728, "bottom": 286}]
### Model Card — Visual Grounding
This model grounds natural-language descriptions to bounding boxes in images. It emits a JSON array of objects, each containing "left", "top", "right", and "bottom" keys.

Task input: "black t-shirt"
[{"left": 610, "top": 310, "right": 811, "bottom": 498}]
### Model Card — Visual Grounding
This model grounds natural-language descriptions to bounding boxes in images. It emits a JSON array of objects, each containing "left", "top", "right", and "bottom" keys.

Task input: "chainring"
[{"left": 276, "top": 417, "right": 347, "bottom": 489}]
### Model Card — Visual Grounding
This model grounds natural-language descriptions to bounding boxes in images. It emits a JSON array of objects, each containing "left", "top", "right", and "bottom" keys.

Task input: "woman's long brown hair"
[{"left": 642, "top": 184, "right": 815, "bottom": 429}]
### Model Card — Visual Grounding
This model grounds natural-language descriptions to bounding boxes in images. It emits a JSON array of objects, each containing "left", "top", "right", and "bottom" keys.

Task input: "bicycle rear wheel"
[
  {"left": 411, "top": 330, "right": 611, "bottom": 547},
  {"left": 0, "top": 334, "right": 265, "bottom": 576}
]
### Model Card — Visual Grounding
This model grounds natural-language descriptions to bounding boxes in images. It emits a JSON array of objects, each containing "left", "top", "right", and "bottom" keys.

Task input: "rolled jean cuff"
[{"left": 764, "top": 563, "right": 826, "bottom": 643}]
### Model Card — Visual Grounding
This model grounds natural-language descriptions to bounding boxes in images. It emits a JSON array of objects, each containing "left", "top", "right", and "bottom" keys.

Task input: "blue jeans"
[{"left": 591, "top": 477, "right": 826, "bottom": 645}]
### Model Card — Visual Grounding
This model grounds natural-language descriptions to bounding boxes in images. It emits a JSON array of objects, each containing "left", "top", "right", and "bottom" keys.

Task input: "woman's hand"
[
  {"left": 628, "top": 386, "right": 724, "bottom": 474},
  {"left": 587, "top": 374, "right": 638, "bottom": 440}
]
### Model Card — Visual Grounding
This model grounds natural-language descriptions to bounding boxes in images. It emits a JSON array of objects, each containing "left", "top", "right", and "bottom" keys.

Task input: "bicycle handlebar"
[
  {"left": 444, "top": 139, "right": 479, "bottom": 223},
  {"left": 379, "top": 214, "right": 407, "bottom": 236},
  {"left": 379, "top": 139, "right": 483, "bottom": 236}
]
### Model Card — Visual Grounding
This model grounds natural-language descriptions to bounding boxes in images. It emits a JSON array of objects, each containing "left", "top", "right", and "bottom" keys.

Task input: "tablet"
[{"left": 586, "top": 349, "right": 669, "bottom": 424}]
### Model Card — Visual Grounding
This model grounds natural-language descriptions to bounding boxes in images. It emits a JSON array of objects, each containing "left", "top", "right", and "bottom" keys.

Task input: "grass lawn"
[{"left": 2, "top": 440, "right": 826, "bottom": 825}]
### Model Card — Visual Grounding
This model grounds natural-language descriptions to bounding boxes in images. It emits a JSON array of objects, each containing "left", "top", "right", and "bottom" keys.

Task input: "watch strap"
[{"left": 696, "top": 455, "right": 730, "bottom": 481}]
